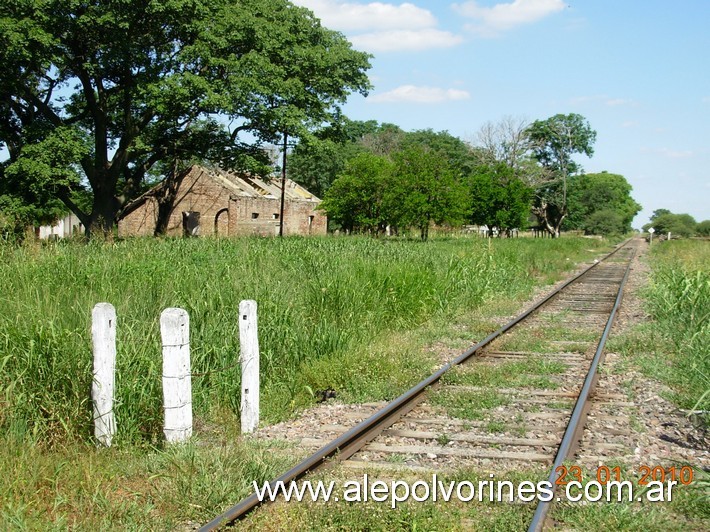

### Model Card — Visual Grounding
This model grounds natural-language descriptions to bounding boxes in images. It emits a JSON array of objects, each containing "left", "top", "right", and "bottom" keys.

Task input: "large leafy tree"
[
  {"left": 389, "top": 146, "right": 468, "bottom": 241},
  {"left": 318, "top": 152, "right": 393, "bottom": 234},
  {"left": 565, "top": 172, "right": 641, "bottom": 235},
  {"left": 525, "top": 113, "right": 596, "bottom": 237},
  {"left": 469, "top": 163, "right": 531, "bottom": 236},
  {"left": 316, "top": 131, "right": 472, "bottom": 239},
  {"left": 400, "top": 129, "right": 477, "bottom": 178},
  {"left": 0, "top": 0, "right": 371, "bottom": 236}
]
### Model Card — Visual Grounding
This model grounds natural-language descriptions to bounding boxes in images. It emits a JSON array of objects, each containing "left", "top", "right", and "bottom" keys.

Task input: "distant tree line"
[
  {"left": 290, "top": 115, "right": 642, "bottom": 239},
  {"left": 643, "top": 209, "right": 709, "bottom": 238}
]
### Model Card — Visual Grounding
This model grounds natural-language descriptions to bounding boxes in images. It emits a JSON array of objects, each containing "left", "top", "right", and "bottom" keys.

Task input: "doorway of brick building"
[
  {"left": 215, "top": 208, "right": 229, "bottom": 236},
  {"left": 183, "top": 211, "right": 200, "bottom": 236}
]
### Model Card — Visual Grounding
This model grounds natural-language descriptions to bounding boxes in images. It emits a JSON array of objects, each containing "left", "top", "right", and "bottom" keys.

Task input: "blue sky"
[{"left": 293, "top": 0, "right": 710, "bottom": 227}]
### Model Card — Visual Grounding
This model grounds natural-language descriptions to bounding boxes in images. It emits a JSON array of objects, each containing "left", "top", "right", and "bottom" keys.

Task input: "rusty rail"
[{"left": 528, "top": 243, "right": 636, "bottom": 531}]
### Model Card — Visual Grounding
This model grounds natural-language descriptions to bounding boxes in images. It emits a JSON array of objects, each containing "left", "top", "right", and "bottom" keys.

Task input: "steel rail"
[
  {"left": 200, "top": 240, "right": 632, "bottom": 530},
  {"left": 528, "top": 243, "right": 637, "bottom": 532}
]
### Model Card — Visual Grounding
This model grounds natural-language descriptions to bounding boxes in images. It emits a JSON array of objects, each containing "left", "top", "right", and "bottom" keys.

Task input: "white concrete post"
[
  {"left": 239, "top": 300, "right": 260, "bottom": 433},
  {"left": 160, "top": 308, "right": 192, "bottom": 443},
  {"left": 91, "top": 303, "right": 117, "bottom": 447}
]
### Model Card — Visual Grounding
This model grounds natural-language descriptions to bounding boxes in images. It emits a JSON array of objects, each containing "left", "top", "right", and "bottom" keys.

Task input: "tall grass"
[
  {"left": 0, "top": 235, "right": 608, "bottom": 446},
  {"left": 645, "top": 240, "right": 710, "bottom": 411}
]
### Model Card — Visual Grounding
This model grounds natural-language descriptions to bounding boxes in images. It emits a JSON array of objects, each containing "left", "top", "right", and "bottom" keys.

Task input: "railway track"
[{"left": 201, "top": 239, "right": 638, "bottom": 531}]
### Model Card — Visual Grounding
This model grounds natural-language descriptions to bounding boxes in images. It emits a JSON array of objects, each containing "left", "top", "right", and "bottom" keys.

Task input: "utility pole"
[{"left": 279, "top": 132, "right": 288, "bottom": 237}]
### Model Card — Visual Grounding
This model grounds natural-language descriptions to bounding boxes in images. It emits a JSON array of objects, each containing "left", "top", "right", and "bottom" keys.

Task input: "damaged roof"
[
  {"left": 120, "top": 164, "right": 320, "bottom": 218},
  {"left": 209, "top": 166, "right": 319, "bottom": 201}
]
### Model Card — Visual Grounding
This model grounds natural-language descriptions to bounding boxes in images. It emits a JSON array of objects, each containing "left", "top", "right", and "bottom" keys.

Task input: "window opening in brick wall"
[
  {"left": 272, "top": 213, "right": 279, "bottom": 220},
  {"left": 251, "top": 213, "right": 259, "bottom": 219}
]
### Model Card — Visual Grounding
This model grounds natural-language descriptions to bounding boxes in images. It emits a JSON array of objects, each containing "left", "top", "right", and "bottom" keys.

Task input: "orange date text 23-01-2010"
[{"left": 554, "top": 465, "right": 694, "bottom": 486}]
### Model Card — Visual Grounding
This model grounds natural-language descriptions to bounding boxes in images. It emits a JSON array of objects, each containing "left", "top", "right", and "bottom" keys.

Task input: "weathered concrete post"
[
  {"left": 239, "top": 300, "right": 260, "bottom": 433},
  {"left": 160, "top": 308, "right": 192, "bottom": 443},
  {"left": 91, "top": 303, "right": 117, "bottom": 447}
]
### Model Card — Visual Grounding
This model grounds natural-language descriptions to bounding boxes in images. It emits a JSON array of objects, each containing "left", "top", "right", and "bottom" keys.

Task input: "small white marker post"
[
  {"left": 239, "top": 300, "right": 260, "bottom": 434},
  {"left": 91, "top": 303, "right": 117, "bottom": 447},
  {"left": 160, "top": 308, "right": 192, "bottom": 443},
  {"left": 649, "top": 227, "right": 655, "bottom": 245}
]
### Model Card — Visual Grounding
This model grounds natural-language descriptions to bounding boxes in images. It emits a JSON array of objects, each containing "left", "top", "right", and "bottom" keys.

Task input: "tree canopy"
[
  {"left": 565, "top": 172, "right": 641, "bottom": 235},
  {"left": 288, "top": 120, "right": 399, "bottom": 199},
  {"left": 319, "top": 142, "right": 468, "bottom": 240},
  {"left": 468, "top": 163, "right": 531, "bottom": 235},
  {"left": 390, "top": 146, "right": 469, "bottom": 240},
  {"left": 0, "top": 0, "right": 371, "bottom": 236},
  {"left": 696, "top": 220, "right": 710, "bottom": 237},
  {"left": 317, "top": 152, "right": 393, "bottom": 234}
]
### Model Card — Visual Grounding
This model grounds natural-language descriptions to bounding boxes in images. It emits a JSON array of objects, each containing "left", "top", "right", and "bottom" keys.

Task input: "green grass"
[
  {"left": 0, "top": 234, "right": 614, "bottom": 528},
  {"left": 0, "top": 235, "right": 610, "bottom": 445},
  {"left": 0, "top": 433, "right": 298, "bottom": 529},
  {"left": 610, "top": 240, "right": 709, "bottom": 414},
  {"left": 551, "top": 465, "right": 709, "bottom": 529},
  {"left": 238, "top": 464, "right": 708, "bottom": 531},
  {"left": 431, "top": 389, "right": 511, "bottom": 420},
  {"left": 442, "top": 358, "right": 567, "bottom": 389},
  {"left": 494, "top": 323, "right": 598, "bottom": 354}
]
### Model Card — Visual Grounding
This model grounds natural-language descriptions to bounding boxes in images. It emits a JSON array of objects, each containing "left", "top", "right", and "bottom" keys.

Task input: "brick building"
[{"left": 117, "top": 165, "right": 326, "bottom": 238}]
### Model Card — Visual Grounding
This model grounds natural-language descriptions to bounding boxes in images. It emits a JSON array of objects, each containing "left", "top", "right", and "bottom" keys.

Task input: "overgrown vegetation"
[
  {"left": 0, "top": 235, "right": 611, "bottom": 447},
  {"left": 645, "top": 241, "right": 709, "bottom": 412},
  {"left": 612, "top": 239, "right": 709, "bottom": 417},
  {"left": 0, "top": 234, "right": 616, "bottom": 528},
  {"left": 0, "top": 0, "right": 371, "bottom": 236}
]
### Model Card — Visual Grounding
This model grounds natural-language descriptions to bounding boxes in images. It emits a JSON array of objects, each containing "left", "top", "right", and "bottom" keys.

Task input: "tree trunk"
[
  {"left": 551, "top": 212, "right": 567, "bottom": 239},
  {"left": 154, "top": 163, "right": 187, "bottom": 236},
  {"left": 420, "top": 223, "right": 429, "bottom": 241},
  {"left": 86, "top": 186, "right": 120, "bottom": 240}
]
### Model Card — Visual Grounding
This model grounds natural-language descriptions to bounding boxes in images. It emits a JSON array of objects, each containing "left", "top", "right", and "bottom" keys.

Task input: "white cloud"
[
  {"left": 291, "top": 1, "right": 435, "bottom": 31},
  {"left": 454, "top": 0, "right": 565, "bottom": 36},
  {"left": 621, "top": 121, "right": 637, "bottom": 128},
  {"left": 291, "top": 1, "right": 464, "bottom": 52},
  {"left": 369, "top": 85, "right": 471, "bottom": 103},
  {"left": 351, "top": 29, "right": 464, "bottom": 52}
]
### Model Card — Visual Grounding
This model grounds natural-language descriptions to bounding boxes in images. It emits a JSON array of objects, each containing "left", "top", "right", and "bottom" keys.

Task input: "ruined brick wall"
[
  {"left": 282, "top": 201, "right": 327, "bottom": 236},
  {"left": 117, "top": 197, "right": 158, "bottom": 237},
  {"left": 229, "top": 197, "right": 325, "bottom": 236},
  {"left": 118, "top": 166, "right": 327, "bottom": 237},
  {"left": 163, "top": 167, "right": 233, "bottom": 236},
  {"left": 118, "top": 167, "right": 233, "bottom": 237},
  {"left": 231, "top": 197, "right": 281, "bottom": 236}
]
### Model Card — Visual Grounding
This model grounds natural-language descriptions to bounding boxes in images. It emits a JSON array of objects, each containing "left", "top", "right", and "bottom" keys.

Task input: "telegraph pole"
[{"left": 279, "top": 132, "right": 287, "bottom": 237}]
